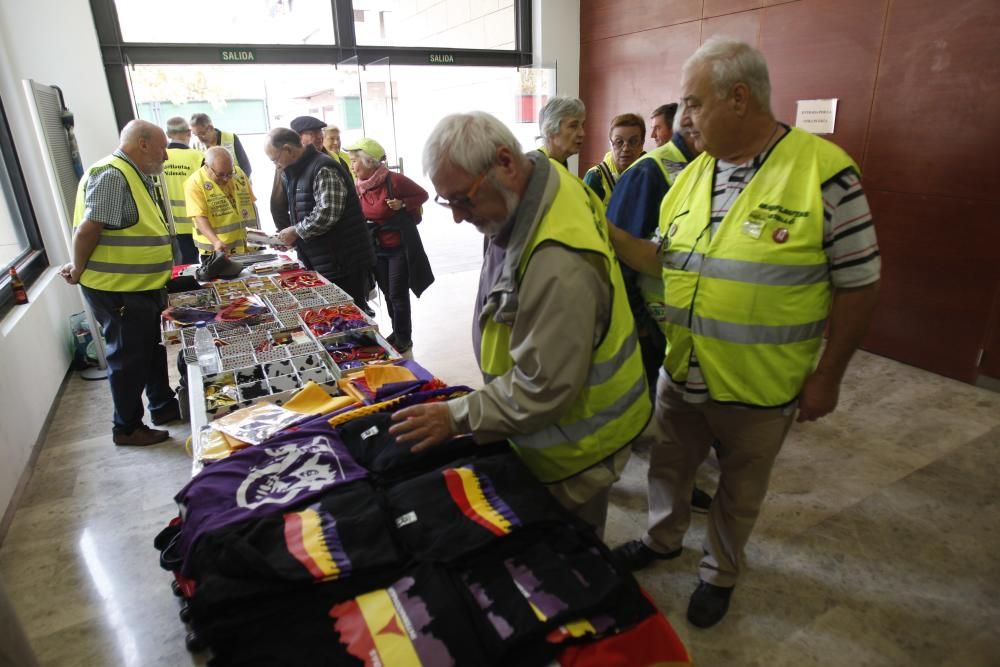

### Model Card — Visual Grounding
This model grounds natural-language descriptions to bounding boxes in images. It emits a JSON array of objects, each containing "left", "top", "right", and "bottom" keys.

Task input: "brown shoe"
[{"left": 113, "top": 425, "right": 170, "bottom": 447}]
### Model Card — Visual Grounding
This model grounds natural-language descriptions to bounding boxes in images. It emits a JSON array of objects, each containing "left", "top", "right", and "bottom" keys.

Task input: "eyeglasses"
[
  {"left": 268, "top": 146, "right": 288, "bottom": 165},
  {"left": 209, "top": 165, "right": 234, "bottom": 180},
  {"left": 611, "top": 137, "right": 643, "bottom": 150},
  {"left": 434, "top": 169, "right": 489, "bottom": 209}
]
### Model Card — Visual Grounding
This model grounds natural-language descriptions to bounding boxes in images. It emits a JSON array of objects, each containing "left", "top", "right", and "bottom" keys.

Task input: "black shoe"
[
  {"left": 394, "top": 339, "right": 413, "bottom": 354},
  {"left": 113, "top": 425, "right": 170, "bottom": 447},
  {"left": 687, "top": 581, "right": 734, "bottom": 628},
  {"left": 691, "top": 486, "right": 713, "bottom": 513},
  {"left": 612, "top": 540, "right": 682, "bottom": 572},
  {"left": 151, "top": 402, "right": 182, "bottom": 426}
]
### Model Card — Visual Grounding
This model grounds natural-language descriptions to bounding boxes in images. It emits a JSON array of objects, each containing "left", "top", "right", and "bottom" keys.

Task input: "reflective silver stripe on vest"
[
  {"left": 97, "top": 235, "right": 171, "bottom": 247},
  {"left": 663, "top": 252, "right": 828, "bottom": 286},
  {"left": 170, "top": 198, "right": 185, "bottom": 207},
  {"left": 174, "top": 216, "right": 192, "bottom": 224},
  {"left": 663, "top": 250, "right": 704, "bottom": 272},
  {"left": 511, "top": 373, "right": 648, "bottom": 450},
  {"left": 663, "top": 304, "right": 690, "bottom": 327},
  {"left": 212, "top": 221, "right": 245, "bottom": 234},
  {"left": 86, "top": 260, "right": 173, "bottom": 274},
  {"left": 588, "top": 330, "right": 638, "bottom": 385},
  {"left": 692, "top": 315, "right": 826, "bottom": 345}
]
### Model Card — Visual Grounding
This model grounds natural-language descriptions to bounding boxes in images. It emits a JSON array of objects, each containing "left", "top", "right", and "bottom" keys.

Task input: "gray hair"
[
  {"left": 423, "top": 111, "right": 524, "bottom": 180},
  {"left": 268, "top": 127, "right": 301, "bottom": 149},
  {"left": 204, "top": 146, "right": 232, "bottom": 169},
  {"left": 683, "top": 37, "right": 771, "bottom": 113},
  {"left": 538, "top": 96, "right": 585, "bottom": 139},
  {"left": 165, "top": 116, "right": 190, "bottom": 137},
  {"left": 189, "top": 112, "right": 212, "bottom": 128},
  {"left": 348, "top": 149, "right": 380, "bottom": 170}
]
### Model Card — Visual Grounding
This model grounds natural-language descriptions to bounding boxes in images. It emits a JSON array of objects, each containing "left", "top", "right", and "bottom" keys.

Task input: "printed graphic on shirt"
[
  {"left": 236, "top": 436, "right": 358, "bottom": 509},
  {"left": 506, "top": 558, "right": 569, "bottom": 622},
  {"left": 283, "top": 502, "right": 352, "bottom": 581},
  {"left": 443, "top": 465, "right": 521, "bottom": 537},
  {"left": 330, "top": 576, "right": 452, "bottom": 666}
]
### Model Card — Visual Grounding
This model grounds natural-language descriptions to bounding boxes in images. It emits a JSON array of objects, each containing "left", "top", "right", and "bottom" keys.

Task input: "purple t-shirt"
[{"left": 174, "top": 422, "right": 368, "bottom": 576}]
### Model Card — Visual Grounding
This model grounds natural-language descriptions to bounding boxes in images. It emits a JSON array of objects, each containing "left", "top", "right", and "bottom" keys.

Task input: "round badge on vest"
[
  {"left": 773, "top": 227, "right": 789, "bottom": 244},
  {"left": 204, "top": 182, "right": 213, "bottom": 190}
]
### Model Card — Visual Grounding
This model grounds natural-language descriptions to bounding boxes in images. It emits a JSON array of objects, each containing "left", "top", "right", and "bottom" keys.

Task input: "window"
[
  {"left": 353, "top": 0, "right": 517, "bottom": 50},
  {"left": 113, "top": 0, "right": 336, "bottom": 45},
  {"left": 0, "top": 97, "right": 47, "bottom": 312}
]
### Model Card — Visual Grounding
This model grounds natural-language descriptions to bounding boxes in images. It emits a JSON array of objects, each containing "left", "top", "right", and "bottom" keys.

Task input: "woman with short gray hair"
[{"left": 538, "top": 96, "right": 586, "bottom": 166}]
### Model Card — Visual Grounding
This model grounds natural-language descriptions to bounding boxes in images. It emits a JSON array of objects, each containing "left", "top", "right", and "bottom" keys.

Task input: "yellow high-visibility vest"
[
  {"left": 186, "top": 166, "right": 256, "bottom": 255},
  {"left": 630, "top": 140, "right": 692, "bottom": 335},
  {"left": 163, "top": 147, "right": 203, "bottom": 234},
  {"left": 479, "top": 161, "right": 651, "bottom": 483},
  {"left": 658, "top": 127, "right": 857, "bottom": 406},
  {"left": 72, "top": 155, "right": 172, "bottom": 292}
]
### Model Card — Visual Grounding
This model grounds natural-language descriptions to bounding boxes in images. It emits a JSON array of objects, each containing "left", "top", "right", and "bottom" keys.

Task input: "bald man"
[
  {"left": 61, "top": 119, "right": 180, "bottom": 447},
  {"left": 184, "top": 146, "right": 258, "bottom": 257}
]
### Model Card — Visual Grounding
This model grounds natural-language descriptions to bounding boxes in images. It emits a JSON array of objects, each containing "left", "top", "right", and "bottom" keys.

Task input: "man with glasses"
[
  {"left": 583, "top": 113, "right": 646, "bottom": 207},
  {"left": 183, "top": 147, "right": 257, "bottom": 258},
  {"left": 265, "top": 128, "right": 374, "bottom": 310},
  {"left": 389, "top": 111, "right": 651, "bottom": 539},
  {"left": 190, "top": 113, "right": 252, "bottom": 178}
]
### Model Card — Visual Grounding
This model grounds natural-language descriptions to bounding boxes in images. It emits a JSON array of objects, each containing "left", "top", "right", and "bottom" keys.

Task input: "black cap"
[{"left": 290, "top": 116, "right": 327, "bottom": 133}]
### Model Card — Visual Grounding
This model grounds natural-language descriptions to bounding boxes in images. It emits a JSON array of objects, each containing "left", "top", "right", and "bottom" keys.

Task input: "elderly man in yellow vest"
[
  {"left": 609, "top": 38, "right": 881, "bottom": 628},
  {"left": 183, "top": 146, "right": 258, "bottom": 257},
  {"left": 162, "top": 116, "right": 203, "bottom": 263},
  {"left": 388, "top": 111, "right": 651, "bottom": 538},
  {"left": 60, "top": 119, "right": 179, "bottom": 447}
]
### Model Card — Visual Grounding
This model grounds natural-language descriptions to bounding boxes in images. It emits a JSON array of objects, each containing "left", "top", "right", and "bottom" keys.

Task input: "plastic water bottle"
[{"left": 194, "top": 321, "right": 219, "bottom": 374}]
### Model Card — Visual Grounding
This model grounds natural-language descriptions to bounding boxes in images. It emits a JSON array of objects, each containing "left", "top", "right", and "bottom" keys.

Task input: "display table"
[{"left": 156, "top": 273, "right": 691, "bottom": 666}]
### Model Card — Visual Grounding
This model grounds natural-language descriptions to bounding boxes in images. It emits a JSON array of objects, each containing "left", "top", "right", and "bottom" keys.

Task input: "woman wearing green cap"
[{"left": 347, "top": 138, "right": 434, "bottom": 354}]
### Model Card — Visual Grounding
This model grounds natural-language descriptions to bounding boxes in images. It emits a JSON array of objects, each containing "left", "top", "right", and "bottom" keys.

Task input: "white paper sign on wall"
[{"left": 795, "top": 98, "right": 838, "bottom": 134}]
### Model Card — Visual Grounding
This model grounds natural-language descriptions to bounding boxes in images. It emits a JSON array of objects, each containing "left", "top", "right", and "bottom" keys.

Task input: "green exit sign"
[
  {"left": 220, "top": 48, "right": 257, "bottom": 63},
  {"left": 428, "top": 53, "right": 455, "bottom": 64}
]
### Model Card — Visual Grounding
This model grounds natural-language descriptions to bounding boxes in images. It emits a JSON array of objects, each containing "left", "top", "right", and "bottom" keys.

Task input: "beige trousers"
[
  {"left": 546, "top": 444, "right": 633, "bottom": 540},
  {"left": 644, "top": 372, "right": 795, "bottom": 587}
]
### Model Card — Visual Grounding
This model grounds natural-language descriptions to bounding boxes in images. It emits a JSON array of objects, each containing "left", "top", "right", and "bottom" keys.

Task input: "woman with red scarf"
[{"left": 347, "top": 138, "right": 434, "bottom": 354}]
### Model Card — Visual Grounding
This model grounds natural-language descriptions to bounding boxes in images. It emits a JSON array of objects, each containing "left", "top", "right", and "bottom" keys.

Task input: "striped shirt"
[
  {"left": 82, "top": 150, "right": 159, "bottom": 230},
  {"left": 669, "top": 134, "right": 881, "bottom": 403}
]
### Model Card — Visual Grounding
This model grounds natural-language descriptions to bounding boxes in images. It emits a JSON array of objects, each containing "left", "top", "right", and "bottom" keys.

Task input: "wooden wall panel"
[
  {"left": 580, "top": 0, "right": 701, "bottom": 43},
  {"left": 863, "top": 191, "right": 1000, "bottom": 382},
  {"left": 704, "top": 0, "right": 762, "bottom": 18},
  {"left": 760, "top": 0, "right": 886, "bottom": 163},
  {"left": 863, "top": 0, "right": 1000, "bottom": 200},
  {"left": 702, "top": 9, "right": 762, "bottom": 47},
  {"left": 580, "top": 21, "right": 701, "bottom": 169}
]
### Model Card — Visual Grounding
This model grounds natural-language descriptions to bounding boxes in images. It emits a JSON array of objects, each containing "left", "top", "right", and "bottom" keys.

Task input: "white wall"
[
  {"left": 0, "top": 0, "right": 118, "bottom": 521},
  {"left": 532, "top": 0, "right": 581, "bottom": 173}
]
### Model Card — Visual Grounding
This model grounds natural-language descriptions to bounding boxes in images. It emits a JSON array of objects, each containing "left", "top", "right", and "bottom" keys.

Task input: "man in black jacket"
[{"left": 266, "top": 128, "right": 374, "bottom": 308}]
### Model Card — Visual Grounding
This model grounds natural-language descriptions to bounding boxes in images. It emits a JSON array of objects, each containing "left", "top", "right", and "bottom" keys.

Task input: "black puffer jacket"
[{"left": 281, "top": 146, "right": 374, "bottom": 278}]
